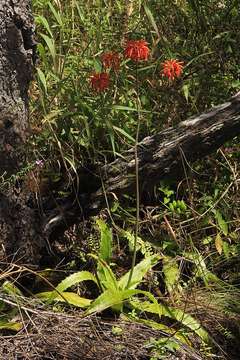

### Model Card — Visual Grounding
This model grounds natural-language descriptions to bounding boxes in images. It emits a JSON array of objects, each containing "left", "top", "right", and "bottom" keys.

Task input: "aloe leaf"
[
  {"left": 37, "top": 291, "right": 91, "bottom": 308},
  {"left": 56, "top": 271, "right": 97, "bottom": 292},
  {"left": 129, "top": 299, "right": 209, "bottom": 343},
  {"left": 124, "top": 315, "right": 192, "bottom": 346},
  {"left": 118, "top": 254, "right": 160, "bottom": 290},
  {"left": 35, "top": 271, "right": 97, "bottom": 303},
  {"left": 90, "top": 254, "right": 118, "bottom": 291},
  {"left": 85, "top": 288, "right": 158, "bottom": 316}
]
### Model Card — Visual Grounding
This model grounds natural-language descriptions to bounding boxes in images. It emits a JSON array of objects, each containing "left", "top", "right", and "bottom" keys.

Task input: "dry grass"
[{"left": 0, "top": 309, "right": 203, "bottom": 360}]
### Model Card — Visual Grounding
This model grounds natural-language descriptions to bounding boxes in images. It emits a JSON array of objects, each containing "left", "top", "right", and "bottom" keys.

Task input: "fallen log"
[
  {"left": 44, "top": 92, "right": 240, "bottom": 236},
  {"left": 86, "top": 92, "right": 240, "bottom": 211}
]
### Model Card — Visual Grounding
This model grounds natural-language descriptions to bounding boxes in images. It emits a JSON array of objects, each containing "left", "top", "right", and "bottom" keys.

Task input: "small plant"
[
  {"left": 36, "top": 219, "right": 209, "bottom": 345},
  {"left": 147, "top": 337, "right": 180, "bottom": 360}
]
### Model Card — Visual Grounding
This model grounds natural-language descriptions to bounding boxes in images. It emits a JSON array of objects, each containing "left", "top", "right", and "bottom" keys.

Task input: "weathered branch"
[
  {"left": 85, "top": 92, "right": 240, "bottom": 214},
  {"left": 44, "top": 92, "right": 240, "bottom": 238}
]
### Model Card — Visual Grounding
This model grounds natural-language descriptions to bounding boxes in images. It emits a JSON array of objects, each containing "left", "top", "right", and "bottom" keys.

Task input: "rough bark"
[
  {"left": 0, "top": 0, "right": 36, "bottom": 175},
  {"left": 0, "top": 0, "right": 44, "bottom": 266}
]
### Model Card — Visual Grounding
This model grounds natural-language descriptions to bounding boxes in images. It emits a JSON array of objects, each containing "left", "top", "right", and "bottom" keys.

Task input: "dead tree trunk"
[{"left": 0, "top": 0, "right": 45, "bottom": 266}]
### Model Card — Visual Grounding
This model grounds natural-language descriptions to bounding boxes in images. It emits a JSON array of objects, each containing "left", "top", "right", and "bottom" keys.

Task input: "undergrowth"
[{"left": 0, "top": 1, "right": 240, "bottom": 359}]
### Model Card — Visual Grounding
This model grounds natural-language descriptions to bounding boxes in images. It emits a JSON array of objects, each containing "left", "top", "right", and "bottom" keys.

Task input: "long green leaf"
[
  {"left": 214, "top": 210, "right": 228, "bottom": 235},
  {"left": 123, "top": 315, "right": 192, "bottom": 346},
  {"left": 130, "top": 299, "right": 209, "bottom": 342},
  {"left": 91, "top": 254, "right": 118, "bottom": 291},
  {"left": 112, "top": 105, "right": 150, "bottom": 113},
  {"left": 118, "top": 254, "right": 160, "bottom": 290},
  {"left": 48, "top": 2, "right": 63, "bottom": 27},
  {"left": 37, "top": 68, "right": 48, "bottom": 95},
  {"left": 37, "top": 291, "right": 91, "bottom": 308},
  {"left": 143, "top": 4, "right": 160, "bottom": 36},
  {"left": 40, "top": 33, "right": 56, "bottom": 64},
  {"left": 97, "top": 219, "right": 112, "bottom": 264},
  {"left": 112, "top": 126, "right": 135, "bottom": 143},
  {"left": 56, "top": 271, "right": 97, "bottom": 292},
  {"left": 85, "top": 288, "right": 158, "bottom": 316},
  {"left": 35, "top": 15, "right": 53, "bottom": 37}
]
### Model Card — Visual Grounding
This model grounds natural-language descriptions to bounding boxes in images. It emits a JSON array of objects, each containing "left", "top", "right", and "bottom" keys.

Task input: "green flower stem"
[{"left": 126, "top": 65, "right": 140, "bottom": 289}]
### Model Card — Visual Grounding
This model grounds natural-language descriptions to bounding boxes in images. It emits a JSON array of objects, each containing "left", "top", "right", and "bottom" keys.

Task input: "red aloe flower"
[
  {"left": 124, "top": 40, "right": 150, "bottom": 62},
  {"left": 101, "top": 51, "right": 120, "bottom": 70},
  {"left": 90, "top": 72, "right": 110, "bottom": 92},
  {"left": 161, "top": 59, "right": 184, "bottom": 80}
]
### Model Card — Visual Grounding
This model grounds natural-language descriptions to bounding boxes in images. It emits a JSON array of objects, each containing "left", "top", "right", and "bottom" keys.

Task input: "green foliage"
[
  {"left": 162, "top": 256, "right": 182, "bottom": 295},
  {"left": 34, "top": 219, "right": 209, "bottom": 345},
  {"left": 13, "top": 1, "right": 240, "bottom": 357},
  {"left": 147, "top": 337, "right": 180, "bottom": 360},
  {"left": 96, "top": 219, "right": 112, "bottom": 264},
  {"left": 129, "top": 298, "right": 209, "bottom": 342},
  {"left": 31, "top": 0, "right": 240, "bottom": 169}
]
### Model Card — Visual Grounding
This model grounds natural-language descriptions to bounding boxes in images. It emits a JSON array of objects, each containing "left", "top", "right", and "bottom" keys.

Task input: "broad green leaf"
[
  {"left": 124, "top": 315, "right": 191, "bottom": 346},
  {"left": 112, "top": 326, "right": 123, "bottom": 336},
  {"left": 56, "top": 271, "right": 97, "bottom": 292},
  {"left": 0, "top": 321, "right": 22, "bottom": 331},
  {"left": 118, "top": 254, "right": 160, "bottom": 290},
  {"left": 130, "top": 299, "right": 209, "bottom": 343},
  {"left": 42, "top": 110, "right": 62, "bottom": 124},
  {"left": 36, "top": 271, "right": 97, "bottom": 303},
  {"left": 84, "top": 289, "right": 122, "bottom": 315},
  {"left": 215, "top": 233, "right": 223, "bottom": 255},
  {"left": 184, "top": 252, "right": 210, "bottom": 283},
  {"left": 97, "top": 219, "right": 112, "bottom": 263},
  {"left": 37, "top": 291, "right": 91, "bottom": 308},
  {"left": 93, "top": 59, "right": 102, "bottom": 72}
]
